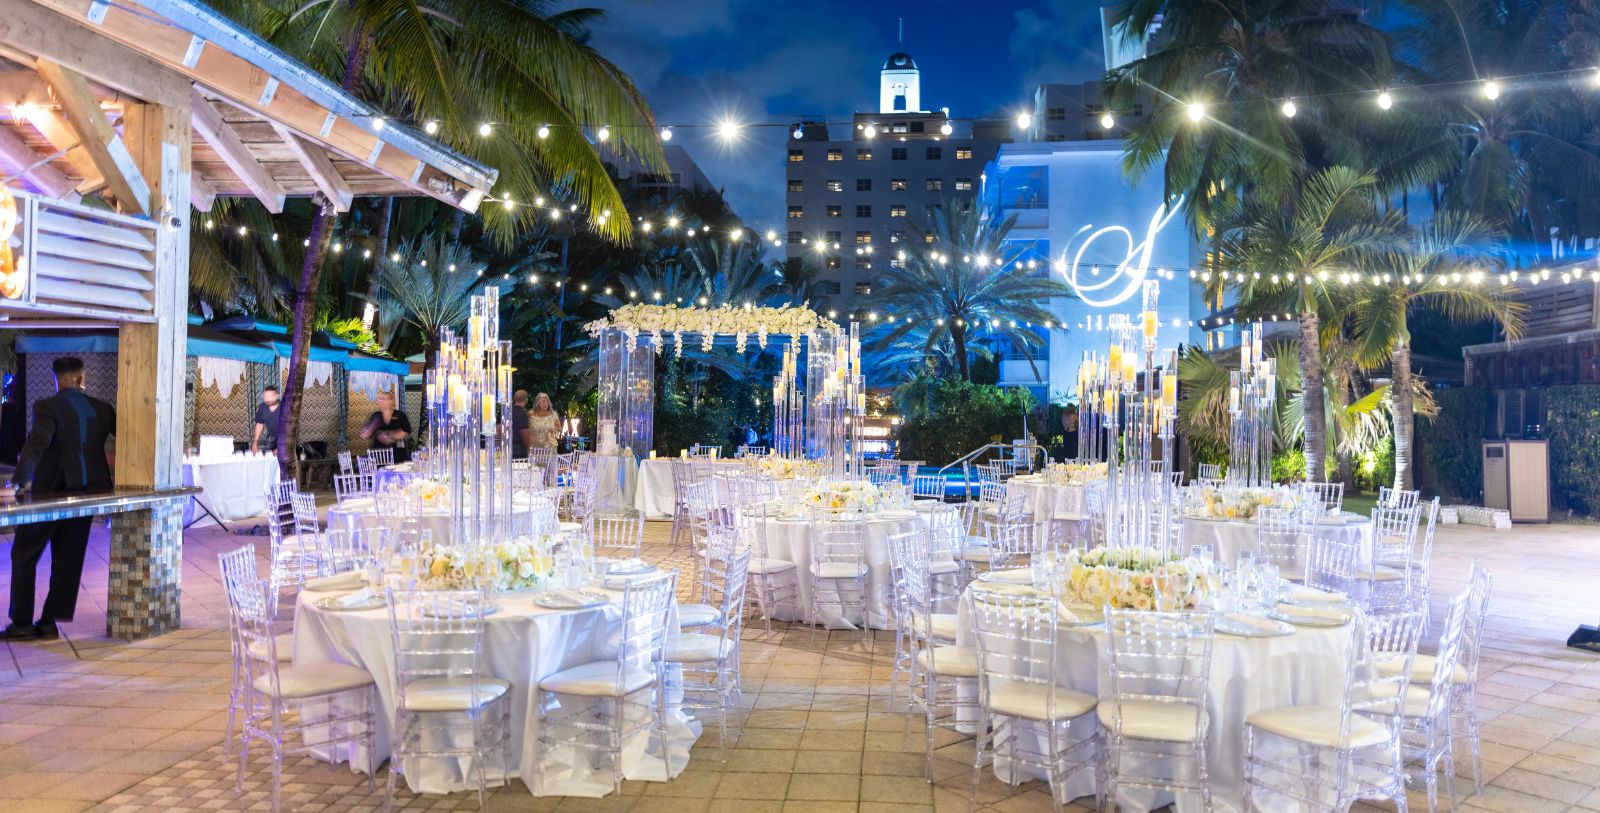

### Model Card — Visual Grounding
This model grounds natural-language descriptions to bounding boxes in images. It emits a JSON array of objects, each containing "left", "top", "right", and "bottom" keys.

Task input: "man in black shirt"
[
  {"left": 251, "top": 386, "right": 280, "bottom": 454},
  {"left": 511, "top": 390, "right": 531, "bottom": 458}
]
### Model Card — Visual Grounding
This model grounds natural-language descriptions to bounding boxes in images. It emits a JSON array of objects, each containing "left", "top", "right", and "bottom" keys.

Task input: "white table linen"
[
  {"left": 327, "top": 494, "right": 544, "bottom": 544},
  {"left": 743, "top": 506, "right": 927, "bottom": 629},
  {"left": 590, "top": 453, "right": 637, "bottom": 514},
  {"left": 1182, "top": 513, "right": 1375, "bottom": 572},
  {"left": 1005, "top": 476, "right": 1106, "bottom": 520},
  {"left": 182, "top": 454, "right": 280, "bottom": 524},
  {"left": 955, "top": 592, "right": 1352, "bottom": 812},
  {"left": 293, "top": 587, "right": 696, "bottom": 797}
]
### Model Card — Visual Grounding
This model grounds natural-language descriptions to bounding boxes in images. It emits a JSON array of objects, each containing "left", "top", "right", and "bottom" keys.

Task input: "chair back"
[
  {"left": 1421, "top": 593, "right": 1472, "bottom": 723},
  {"left": 528, "top": 448, "right": 556, "bottom": 486},
  {"left": 334, "top": 472, "right": 369, "bottom": 504},
  {"left": 1462, "top": 561, "right": 1493, "bottom": 683},
  {"left": 924, "top": 502, "right": 964, "bottom": 564},
  {"left": 1256, "top": 505, "right": 1310, "bottom": 575},
  {"left": 615, "top": 572, "right": 678, "bottom": 687},
  {"left": 705, "top": 545, "right": 751, "bottom": 647},
  {"left": 337, "top": 450, "right": 354, "bottom": 476},
  {"left": 1102, "top": 608, "right": 1214, "bottom": 743},
  {"left": 592, "top": 511, "right": 645, "bottom": 556},
  {"left": 386, "top": 588, "right": 497, "bottom": 714},
  {"left": 265, "top": 480, "right": 297, "bottom": 535},
  {"left": 886, "top": 529, "right": 931, "bottom": 634},
  {"left": 911, "top": 473, "right": 944, "bottom": 501},
  {"left": 1302, "top": 481, "right": 1345, "bottom": 513},
  {"left": 809, "top": 519, "right": 867, "bottom": 579},
  {"left": 987, "top": 517, "right": 1046, "bottom": 571},
  {"left": 569, "top": 472, "right": 599, "bottom": 527},
  {"left": 1377, "top": 486, "right": 1419, "bottom": 510},
  {"left": 1197, "top": 462, "right": 1221, "bottom": 481},
  {"left": 690, "top": 444, "right": 721, "bottom": 458},
  {"left": 1370, "top": 502, "right": 1421, "bottom": 567},
  {"left": 367, "top": 447, "right": 395, "bottom": 467},
  {"left": 969, "top": 592, "right": 1065, "bottom": 714},
  {"left": 1360, "top": 606, "right": 1427, "bottom": 729},
  {"left": 219, "top": 545, "right": 287, "bottom": 698},
  {"left": 1305, "top": 531, "right": 1362, "bottom": 595}
]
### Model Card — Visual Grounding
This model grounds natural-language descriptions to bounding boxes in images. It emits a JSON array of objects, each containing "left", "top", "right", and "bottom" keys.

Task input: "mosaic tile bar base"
[{"left": 108, "top": 500, "right": 184, "bottom": 639}]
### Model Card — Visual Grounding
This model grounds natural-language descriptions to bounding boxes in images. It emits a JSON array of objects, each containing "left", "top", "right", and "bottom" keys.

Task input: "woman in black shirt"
[{"left": 361, "top": 390, "right": 412, "bottom": 463}]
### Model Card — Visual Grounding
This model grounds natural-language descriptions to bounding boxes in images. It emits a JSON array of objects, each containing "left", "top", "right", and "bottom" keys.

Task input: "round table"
[
  {"left": 373, "top": 462, "right": 423, "bottom": 492},
  {"left": 182, "top": 454, "right": 280, "bottom": 525},
  {"left": 742, "top": 504, "right": 929, "bottom": 629},
  {"left": 632, "top": 458, "right": 743, "bottom": 519},
  {"left": 955, "top": 589, "right": 1352, "bottom": 812},
  {"left": 1182, "top": 512, "right": 1376, "bottom": 572},
  {"left": 327, "top": 494, "right": 560, "bottom": 544},
  {"left": 1005, "top": 476, "right": 1106, "bottom": 519},
  {"left": 293, "top": 586, "right": 696, "bottom": 797},
  {"left": 589, "top": 452, "right": 637, "bottom": 514}
]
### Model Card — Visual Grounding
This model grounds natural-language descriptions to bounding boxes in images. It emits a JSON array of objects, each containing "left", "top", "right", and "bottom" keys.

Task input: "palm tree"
[
  {"left": 679, "top": 235, "right": 788, "bottom": 308},
  {"left": 374, "top": 237, "right": 489, "bottom": 378},
  {"left": 1104, "top": 0, "right": 1395, "bottom": 232},
  {"left": 868, "top": 199, "right": 1068, "bottom": 381},
  {"left": 1346, "top": 212, "right": 1526, "bottom": 489},
  {"left": 1213, "top": 166, "right": 1403, "bottom": 481}
]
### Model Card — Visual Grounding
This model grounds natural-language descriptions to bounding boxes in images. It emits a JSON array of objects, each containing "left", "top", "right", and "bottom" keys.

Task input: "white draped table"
[
  {"left": 1182, "top": 512, "right": 1376, "bottom": 572},
  {"left": 1005, "top": 476, "right": 1106, "bottom": 520},
  {"left": 742, "top": 505, "right": 930, "bottom": 629},
  {"left": 955, "top": 590, "right": 1352, "bottom": 813},
  {"left": 632, "top": 458, "right": 743, "bottom": 519},
  {"left": 293, "top": 587, "right": 696, "bottom": 797},
  {"left": 182, "top": 454, "right": 280, "bottom": 525},
  {"left": 590, "top": 453, "right": 637, "bottom": 514},
  {"left": 326, "top": 495, "right": 569, "bottom": 544}
]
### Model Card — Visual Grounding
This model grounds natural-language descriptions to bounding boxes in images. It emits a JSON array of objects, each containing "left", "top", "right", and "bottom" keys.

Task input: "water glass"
[
  {"left": 1189, "top": 543, "right": 1214, "bottom": 564},
  {"left": 1255, "top": 562, "right": 1280, "bottom": 608}
]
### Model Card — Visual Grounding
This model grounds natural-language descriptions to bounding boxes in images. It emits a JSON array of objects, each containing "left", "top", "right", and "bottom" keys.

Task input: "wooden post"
[{"left": 107, "top": 96, "right": 191, "bottom": 639}]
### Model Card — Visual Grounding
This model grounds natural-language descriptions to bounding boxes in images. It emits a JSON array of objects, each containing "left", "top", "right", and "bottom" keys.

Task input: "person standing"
[
  {"left": 4, "top": 357, "right": 115, "bottom": 640},
  {"left": 360, "top": 390, "right": 413, "bottom": 463},
  {"left": 1061, "top": 404, "right": 1080, "bottom": 461},
  {"left": 250, "top": 386, "right": 281, "bottom": 454},
  {"left": 511, "top": 390, "right": 532, "bottom": 458},
  {"left": 528, "top": 392, "right": 560, "bottom": 453}
]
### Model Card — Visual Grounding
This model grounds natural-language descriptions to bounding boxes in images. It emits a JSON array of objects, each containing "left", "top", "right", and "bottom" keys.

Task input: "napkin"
[
  {"left": 1223, "top": 612, "right": 1282, "bottom": 633},
  {"left": 1274, "top": 603, "right": 1350, "bottom": 622},
  {"left": 608, "top": 558, "right": 649, "bottom": 574},
  {"left": 1282, "top": 585, "right": 1347, "bottom": 604},
  {"left": 975, "top": 581, "right": 1036, "bottom": 597},
  {"left": 1056, "top": 603, "right": 1082, "bottom": 624},
  {"left": 546, "top": 589, "right": 594, "bottom": 607},
  {"left": 987, "top": 568, "right": 1033, "bottom": 584},
  {"left": 304, "top": 571, "right": 365, "bottom": 592},
  {"left": 334, "top": 587, "right": 376, "bottom": 609}
]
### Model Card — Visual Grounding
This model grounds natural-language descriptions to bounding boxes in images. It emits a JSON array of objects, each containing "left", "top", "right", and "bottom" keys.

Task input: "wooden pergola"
[{"left": 0, "top": 0, "right": 497, "bottom": 638}]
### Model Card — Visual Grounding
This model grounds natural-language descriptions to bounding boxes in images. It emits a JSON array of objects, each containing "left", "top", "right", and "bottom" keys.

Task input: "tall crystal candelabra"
[
  {"left": 771, "top": 342, "right": 804, "bottom": 458},
  {"left": 804, "top": 322, "right": 866, "bottom": 480},
  {"left": 420, "top": 286, "right": 515, "bottom": 550},
  {"left": 1225, "top": 323, "right": 1276, "bottom": 488},
  {"left": 1075, "top": 351, "right": 1107, "bottom": 463},
  {"left": 1092, "top": 282, "right": 1180, "bottom": 552}
]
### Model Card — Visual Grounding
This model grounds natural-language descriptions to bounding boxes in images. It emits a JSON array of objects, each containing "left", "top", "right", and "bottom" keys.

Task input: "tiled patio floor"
[{"left": 2, "top": 512, "right": 1600, "bottom": 812}]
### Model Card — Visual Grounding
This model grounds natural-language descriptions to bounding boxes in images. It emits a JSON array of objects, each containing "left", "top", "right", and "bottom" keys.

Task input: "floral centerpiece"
[
  {"left": 801, "top": 479, "right": 881, "bottom": 514},
  {"left": 584, "top": 303, "right": 839, "bottom": 354},
  {"left": 488, "top": 535, "right": 555, "bottom": 591},
  {"left": 1042, "top": 461, "right": 1108, "bottom": 486},
  {"left": 404, "top": 477, "right": 450, "bottom": 510},
  {"left": 1185, "top": 485, "right": 1300, "bottom": 520},
  {"left": 750, "top": 453, "right": 823, "bottom": 481},
  {"left": 1059, "top": 546, "right": 1210, "bottom": 610},
  {"left": 418, "top": 544, "right": 481, "bottom": 590}
]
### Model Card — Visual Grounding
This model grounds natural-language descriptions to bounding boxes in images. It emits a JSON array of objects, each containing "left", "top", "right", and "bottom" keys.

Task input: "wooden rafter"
[
  {"left": 189, "top": 87, "right": 283, "bottom": 213},
  {"left": 0, "top": 124, "right": 79, "bottom": 200},
  {"left": 20, "top": 107, "right": 105, "bottom": 193},
  {"left": 272, "top": 123, "right": 351, "bottom": 212},
  {"left": 190, "top": 172, "right": 215, "bottom": 212},
  {"left": 35, "top": 58, "right": 151, "bottom": 214}
]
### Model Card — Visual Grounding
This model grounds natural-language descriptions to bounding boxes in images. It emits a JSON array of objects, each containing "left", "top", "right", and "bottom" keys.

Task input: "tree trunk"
[
  {"left": 952, "top": 320, "right": 970, "bottom": 381},
  {"left": 1391, "top": 335, "right": 1415, "bottom": 491},
  {"left": 1299, "top": 309, "right": 1326, "bottom": 483},
  {"left": 371, "top": 197, "right": 394, "bottom": 347},
  {"left": 276, "top": 197, "right": 339, "bottom": 480}
]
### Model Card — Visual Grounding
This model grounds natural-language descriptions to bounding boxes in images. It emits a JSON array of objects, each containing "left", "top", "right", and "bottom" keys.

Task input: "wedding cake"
[{"left": 596, "top": 419, "right": 618, "bottom": 455}]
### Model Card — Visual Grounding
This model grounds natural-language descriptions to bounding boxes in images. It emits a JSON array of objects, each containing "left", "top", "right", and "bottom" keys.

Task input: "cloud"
[{"left": 1009, "top": 0, "right": 1109, "bottom": 90}]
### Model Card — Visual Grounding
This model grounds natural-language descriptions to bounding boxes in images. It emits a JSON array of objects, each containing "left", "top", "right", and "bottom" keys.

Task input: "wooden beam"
[
  {"left": 190, "top": 172, "right": 214, "bottom": 211},
  {"left": 0, "top": 124, "right": 79, "bottom": 200},
  {"left": 0, "top": 1, "right": 187, "bottom": 109},
  {"left": 272, "top": 123, "right": 351, "bottom": 212},
  {"left": 21, "top": 107, "right": 105, "bottom": 193},
  {"left": 36, "top": 58, "right": 151, "bottom": 214},
  {"left": 190, "top": 87, "right": 283, "bottom": 213}
]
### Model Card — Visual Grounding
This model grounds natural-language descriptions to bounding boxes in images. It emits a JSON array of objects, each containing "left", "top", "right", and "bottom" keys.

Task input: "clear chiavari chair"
[
  {"left": 1301, "top": 481, "right": 1345, "bottom": 513},
  {"left": 666, "top": 546, "right": 750, "bottom": 758},
  {"left": 385, "top": 587, "right": 512, "bottom": 811},
  {"left": 265, "top": 482, "right": 317, "bottom": 604},
  {"left": 1245, "top": 607, "right": 1414, "bottom": 813},
  {"left": 1305, "top": 531, "right": 1362, "bottom": 597},
  {"left": 683, "top": 479, "right": 719, "bottom": 601},
  {"left": 535, "top": 572, "right": 677, "bottom": 798},
  {"left": 924, "top": 502, "right": 968, "bottom": 604},
  {"left": 337, "top": 450, "right": 354, "bottom": 476},
  {"left": 1256, "top": 505, "right": 1312, "bottom": 578},
  {"left": 808, "top": 518, "right": 868, "bottom": 642},
  {"left": 224, "top": 545, "right": 376, "bottom": 812},
  {"left": 366, "top": 447, "right": 394, "bottom": 467},
  {"left": 732, "top": 504, "right": 796, "bottom": 633},
  {"left": 1456, "top": 562, "right": 1494, "bottom": 793},
  {"left": 527, "top": 447, "right": 556, "bottom": 487},
  {"left": 986, "top": 515, "right": 1048, "bottom": 573},
  {"left": 912, "top": 473, "right": 945, "bottom": 501},
  {"left": 1100, "top": 607, "right": 1216, "bottom": 812},
  {"left": 689, "top": 444, "right": 720, "bottom": 458},
  {"left": 888, "top": 529, "right": 980, "bottom": 779},
  {"left": 567, "top": 471, "right": 599, "bottom": 533},
  {"left": 217, "top": 546, "right": 293, "bottom": 768},
  {"left": 334, "top": 472, "right": 369, "bottom": 504},
  {"left": 1377, "top": 485, "right": 1419, "bottom": 510},
  {"left": 591, "top": 510, "right": 645, "bottom": 558},
  {"left": 1364, "top": 501, "right": 1421, "bottom": 609},
  {"left": 680, "top": 526, "right": 735, "bottom": 629},
  {"left": 1402, "top": 592, "right": 1473, "bottom": 813},
  {"left": 969, "top": 591, "right": 1100, "bottom": 806},
  {"left": 1196, "top": 462, "right": 1222, "bottom": 480},
  {"left": 669, "top": 458, "right": 696, "bottom": 550},
  {"left": 867, "top": 463, "right": 899, "bottom": 487}
]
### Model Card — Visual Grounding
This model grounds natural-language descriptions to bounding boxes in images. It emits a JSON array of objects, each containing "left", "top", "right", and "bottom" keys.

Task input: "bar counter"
[{"left": 0, "top": 486, "right": 198, "bottom": 527}]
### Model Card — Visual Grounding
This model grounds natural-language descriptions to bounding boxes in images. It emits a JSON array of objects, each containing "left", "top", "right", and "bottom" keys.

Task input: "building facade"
[{"left": 784, "top": 52, "right": 1012, "bottom": 296}]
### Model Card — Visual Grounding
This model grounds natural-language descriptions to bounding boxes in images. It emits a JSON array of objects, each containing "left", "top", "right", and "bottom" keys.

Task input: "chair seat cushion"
[
  {"left": 403, "top": 677, "right": 512, "bottom": 712},
  {"left": 915, "top": 645, "right": 978, "bottom": 678},
  {"left": 665, "top": 633, "right": 734, "bottom": 663},
  {"left": 912, "top": 613, "right": 960, "bottom": 641},
  {"left": 539, "top": 660, "right": 655, "bottom": 697},
  {"left": 749, "top": 558, "right": 796, "bottom": 575},
  {"left": 1247, "top": 704, "right": 1392, "bottom": 749},
  {"left": 1375, "top": 654, "right": 1468, "bottom": 686},
  {"left": 929, "top": 560, "right": 961, "bottom": 576},
  {"left": 254, "top": 662, "right": 374, "bottom": 699},
  {"left": 813, "top": 562, "right": 865, "bottom": 579},
  {"left": 959, "top": 546, "right": 993, "bottom": 563},
  {"left": 678, "top": 603, "right": 722, "bottom": 628},
  {"left": 987, "top": 678, "right": 1096, "bottom": 721},
  {"left": 1097, "top": 699, "right": 1207, "bottom": 742},
  {"left": 246, "top": 634, "right": 295, "bottom": 664},
  {"left": 1356, "top": 566, "right": 1405, "bottom": 582}
]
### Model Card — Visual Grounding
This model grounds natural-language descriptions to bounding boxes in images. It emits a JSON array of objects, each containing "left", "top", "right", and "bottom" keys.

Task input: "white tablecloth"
[
  {"left": 1005, "top": 476, "right": 1105, "bottom": 519},
  {"left": 182, "top": 454, "right": 280, "bottom": 525},
  {"left": 744, "top": 506, "right": 928, "bottom": 629},
  {"left": 293, "top": 587, "right": 696, "bottom": 797},
  {"left": 1182, "top": 513, "right": 1375, "bottom": 573},
  {"left": 955, "top": 592, "right": 1351, "bottom": 812},
  {"left": 327, "top": 495, "right": 550, "bottom": 545},
  {"left": 590, "top": 453, "right": 637, "bottom": 514},
  {"left": 633, "top": 459, "right": 744, "bottom": 519}
]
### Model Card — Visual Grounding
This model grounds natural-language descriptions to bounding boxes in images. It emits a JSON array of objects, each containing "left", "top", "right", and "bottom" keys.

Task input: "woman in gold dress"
[{"left": 528, "top": 392, "right": 561, "bottom": 451}]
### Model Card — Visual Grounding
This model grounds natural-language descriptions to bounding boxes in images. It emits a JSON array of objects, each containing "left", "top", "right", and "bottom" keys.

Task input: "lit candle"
[
  {"left": 480, "top": 393, "right": 494, "bottom": 431},
  {"left": 1162, "top": 372, "right": 1177, "bottom": 409},
  {"left": 1229, "top": 385, "right": 1240, "bottom": 413},
  {"left": 1241, "top": 329, "right": 1252, "bottom": 369},
  {"left": 1120, "top": 351, "right": 1136, "bottom": 384},
  {"left": 1108, "top": 343, "right": 1122, "bottom": 382},
  {"left": 1252, "top": 326, "right": 1264, "bottom": 371},
  {"left": 1142, "top": 310, "right": 1158, "bottom": 340}
]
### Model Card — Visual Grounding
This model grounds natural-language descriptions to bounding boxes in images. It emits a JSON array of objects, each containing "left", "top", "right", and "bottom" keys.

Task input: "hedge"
[
  {"left": 897, "top": 379, "right": 1035, "bottom": 466},
  {"left": 1545, "top": 385, "right": 1600, "bottom": 514},
  {"left": 1418, "top": 387, "right": 1489, "bottom": 501}
]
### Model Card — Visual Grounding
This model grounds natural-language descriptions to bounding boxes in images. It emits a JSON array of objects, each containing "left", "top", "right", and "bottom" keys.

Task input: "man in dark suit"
[{"left": 3, "top": 357, "right": 115, "bottom": 640}]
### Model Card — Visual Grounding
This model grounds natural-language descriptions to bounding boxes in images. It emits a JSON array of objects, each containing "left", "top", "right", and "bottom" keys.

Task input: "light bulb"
[
  {"left": 372, "top": 117, "right": 385, "bottom": 131},
  {"left": 642, "top": 222, "right": 652, "bottom": 233},
  {"left": 765, "top": 230, "right": 777, "bottom": 241},
  {"left": 536, "top": 124, "right": 550, "bottom": 139},
  {"left": 424, "top": 120, "right": 438, "bottom": 135},
  {"left": 792, "top": 126, "right": 804, "bottom": 140},
  {"left": 1016, "top": 111, "right": 1032, "bottom": 129},
  {"left": 687, "top": 228, "right": 696, "bottom": 236},
  {"left": 660, "top": 126, "right": 672, "bottom": 141},
  {"left": 1377, "top": 90, "right": 1393, "bottom": 110},
  {"left": 503, "top": 196, "right": 515, "bottom": 211},
  {"left": 1281, "top": 99, "right": 1297, "bottom": 118},
  {"left": 478, "top": 122, "right": 493, "bottom": 137},
  {"left": 597, "top": 125, "right": 610, "bottom": 142},
  {"left": 1482, "top": 79, "right": 1500, "bottom": 100},
  {"left": 667, "top": 216, "right": 679, "bottom": 228},
  {"left": 1100, "top": 112, "right": 1115, "bottom": 129},
  {"left": 392, "top": 253, "right": 401, "bottom": 262},
  {"left": 1186, "top": 101, "right": 1206, "bottom": 122},
  {"left": 717, "top": 119, "right": 740, "bottom": 140},
  {"left": 863, "top": 123, "right": 877, "bottom": 139},
  {"left": 940, "top": 121, "right": 953, "bottom": 136}
]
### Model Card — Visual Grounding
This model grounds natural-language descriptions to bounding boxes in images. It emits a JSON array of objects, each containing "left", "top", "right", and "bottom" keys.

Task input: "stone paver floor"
[{"left": 2, "top": 511, "right": 1600, "bottom": 812}]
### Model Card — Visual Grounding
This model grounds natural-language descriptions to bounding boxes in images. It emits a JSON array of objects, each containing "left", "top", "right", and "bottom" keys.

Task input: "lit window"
[
  {"left": 955, "top": 178, "right": 973, "bottom": 191},
  {"left": 827, "top": 149, "right": 843, "bottom": 161},
  {"left": 788, "top": 150, "right": 804, "bottom": 163},
  {"left": 856, "top": 231, "right": 872, "bottom": 244},
  {"left": 826, "top": 256, "right": 841, "bottom": 269},
  {"left": 891, "top": 178, "right": 908, "bottom": 191},
  {"left": 787, "top": 179, "right": 803, "bottom": 193},
  {"left": 855, "top": 282, "right": 873, "bottom": 294},
  {"left": 926, "top": 178, "right": 943, "bottom": 191},
  {"left": 855, "top": 257, "right": 871, "bottom": 269},
  {"left": 956, "top": 148, "right": 972, "bottom": 160},
  {"left": 856, "top": 148, "right": 872, "bottom": 160},
  {"left": 787, "top": 205, "right": 804, "bottom": 218},
  {"left": 890, "top": 205, "right": 907, "bottom": 217},
  {"left": 827, "top": 205, "right": 842, "bottom": 218},
  {"left": 827, "top": 179, "right": 843, "bottom": 192}
]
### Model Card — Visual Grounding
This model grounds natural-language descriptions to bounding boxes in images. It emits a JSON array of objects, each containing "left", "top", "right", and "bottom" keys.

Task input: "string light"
[
  {"left": 717, "top": 119, "right": 741, "bottom": 140},
  {"left": 597, "top": 125, "right": 611, "bottom": 142},
  {"left": 478, "top": 122, "right": 493, "bottom": 137},
  {"left": 659, "top": 126, "right": 672, "bottom": 141},
  {"left": 863, "top": 123, "right": 877, "bottom": 139},
  {"left": 424, "top": 120, "right": 438, "bottom": 135},
  {"left": 1482, "top": 79, "right": 1501, "bottom": 100},
  {"left": 537, "top": 124, "right": 550, "bottom": 139},
  {"left": 1015, "top": 111, "right": 1032, "bottom": 130},
  {"left": 940, "top": 121, "right": 953, "bottom": 136},
  {"left": 372, "top": 117, "right": 385, "bottom": 131},
  {"left": 792, "top": 126, "right": 804, "bottom": 139},
  {"left": 1281, "top": 99, "right": 1297, "bottom": 118},
  {"left": 1100, "top": 112, "right": 1115, "bottom": 129},
  {"left": 1186, "top": 101, "right": 1207, "bottom": 122},
  {"left": 1377, "top": 90, "right": 1394, "bottom": 110}
]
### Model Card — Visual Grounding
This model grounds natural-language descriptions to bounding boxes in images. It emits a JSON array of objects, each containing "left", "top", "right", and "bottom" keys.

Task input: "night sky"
[{"left": 585, "top": 0, "right": 1108, "bottom": 232}]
